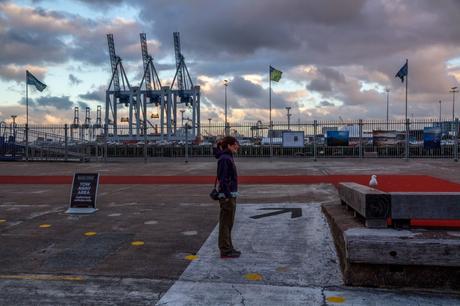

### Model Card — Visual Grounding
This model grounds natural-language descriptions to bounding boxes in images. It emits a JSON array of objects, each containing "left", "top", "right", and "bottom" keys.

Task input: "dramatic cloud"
[
  {"left": 0, "top": 64, "right": 46, "bottom": 83},
  {"left": 307, "top": 79, "right": 332, "bottom": 93},
  {"left": 77, "top": 101, "right": 89, "bottom": 110},
  {"left": 0, "top": 2, "right": 149, "bottom": 79},
  {"left": 319, "top": 100, "right": 334, "bottom": 107},
  {"left": 79, "top": 86, "right": 105, "bottom": 102},
  {"left": 230, "top": 77, "right": 264, "bottom": 99},
  {"left": 76, "top": 0, "right": 123, "bottom": 7},
  {"left": 68, "top": 74, "right": 82, "bottom": 86},
  {"left": 21, "top": 95, "right": 74, "bottom": 110},
  {"left": 1, "top": 0, "right": 460, "bottom": 123}
]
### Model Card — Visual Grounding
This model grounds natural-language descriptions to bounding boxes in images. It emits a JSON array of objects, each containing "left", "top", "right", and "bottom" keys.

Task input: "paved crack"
[
  {"left": 320, "top": 287, "right": 327, "bottom": 306},
  {"left": 232, "top": 284, "right": 246, "bottom": 306}
]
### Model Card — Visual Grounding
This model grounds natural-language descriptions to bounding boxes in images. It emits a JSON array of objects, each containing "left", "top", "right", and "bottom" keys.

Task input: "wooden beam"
[
  {"left": 345, "top": 227, "right": 460, "bottom": 267},
  {"left": 338, "top": 182, "right": 390, "bottom": 228}
]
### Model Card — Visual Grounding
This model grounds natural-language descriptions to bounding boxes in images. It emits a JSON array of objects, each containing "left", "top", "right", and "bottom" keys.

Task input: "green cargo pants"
[{"left": 218, "top": 197, "right": 236, "bottom": 254}]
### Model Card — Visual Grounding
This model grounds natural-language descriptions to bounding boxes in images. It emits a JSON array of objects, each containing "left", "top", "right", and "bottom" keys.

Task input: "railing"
[{"left": 0, "top": 118, "right": 458, "bottom": 161}]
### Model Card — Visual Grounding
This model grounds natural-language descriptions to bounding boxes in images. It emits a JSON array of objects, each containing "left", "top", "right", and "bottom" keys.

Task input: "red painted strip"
[
  {"left": 0, "top": 176, "right": 72, "bottom": 184},
  {"left": 0, "top": 175, "right": 460, "bottom": 192},
  {"left": 411, "top": 219, "right": 460, "bottom": 228}
]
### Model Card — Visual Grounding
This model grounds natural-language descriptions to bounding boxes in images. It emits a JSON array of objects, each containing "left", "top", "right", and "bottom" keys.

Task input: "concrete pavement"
[{"left": 1, "top": 160, "right": 460, "bottom": 305}]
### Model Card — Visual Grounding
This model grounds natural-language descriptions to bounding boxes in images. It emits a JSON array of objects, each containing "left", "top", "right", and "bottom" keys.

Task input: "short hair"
[{"left": 217, "top": 136, "right": 239, "bottom": 149}]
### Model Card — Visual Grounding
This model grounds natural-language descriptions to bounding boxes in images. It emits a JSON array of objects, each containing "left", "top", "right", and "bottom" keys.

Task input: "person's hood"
[{"left": 213, "top": 147, "right": 232, "bottom": 159}]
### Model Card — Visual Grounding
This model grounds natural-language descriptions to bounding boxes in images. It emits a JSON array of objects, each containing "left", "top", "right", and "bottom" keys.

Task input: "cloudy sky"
[{"left": 1, "top": 0, "right": 459, "bottom": 125}]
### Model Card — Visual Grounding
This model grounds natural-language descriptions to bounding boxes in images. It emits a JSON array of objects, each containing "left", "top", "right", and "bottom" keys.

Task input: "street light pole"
[
  {"left": 224, "top": 80, "right": 228, "bottom": 136},
  {"left": 450, "top": 86, "right": 459, "bottom": 123},
  {"left": 285, "top": 106, "right": 291, "bottom": 130},
  {"left": 385, "top": 88, "right": 390, "bottom": 129},
  {"left": 439, "top": 100, "right": 442, "bottom": 123}
]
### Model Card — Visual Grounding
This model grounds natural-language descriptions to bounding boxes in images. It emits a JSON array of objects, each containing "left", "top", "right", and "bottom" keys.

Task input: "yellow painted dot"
[
  {"left": 131, "top": 241, "right": 144, "bottom": 246},
  {"left": 326, "top": 296, "right": 346, "bottom": 303},
  {"left": 0, "top": 219, "right": 6, "bottom": 224},
  {"left": 244, "top": 273, "right": 263, "bottom": 281},
  {"left": 39, "top": 224, "right": 51, "bottom": 228},
  {"left": 84, "top": 232, "right": 97, "bottom": 236},
  {"left": 185, "top": 255, "right": 199, "bottom": 261}
]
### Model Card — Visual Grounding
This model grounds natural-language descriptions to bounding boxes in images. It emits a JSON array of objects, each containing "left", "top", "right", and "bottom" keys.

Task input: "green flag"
[
  {"left": 26, "top": 70, "right": 47, "bottom": 92},
  {"left": 270, "top": 66, "right": 282, "bottom": 82}
]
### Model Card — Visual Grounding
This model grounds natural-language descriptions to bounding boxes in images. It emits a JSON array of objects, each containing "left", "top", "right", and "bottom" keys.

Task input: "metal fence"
[{"left": 0, "top": 118, "right": 458, "bottom": 161}]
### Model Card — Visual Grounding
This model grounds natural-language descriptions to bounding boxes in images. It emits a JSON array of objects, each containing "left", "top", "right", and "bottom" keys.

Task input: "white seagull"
[{"left": 369, "top": 175, "right": 378, "bottom": 187}]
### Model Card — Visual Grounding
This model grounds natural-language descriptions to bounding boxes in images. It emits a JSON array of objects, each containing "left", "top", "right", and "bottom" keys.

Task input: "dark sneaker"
[
  {"left": 232, "top": 249, "right": 241, "bottom": 255},
  {"left": 220, "top": 250, "right": 241, "bottom": 259}
]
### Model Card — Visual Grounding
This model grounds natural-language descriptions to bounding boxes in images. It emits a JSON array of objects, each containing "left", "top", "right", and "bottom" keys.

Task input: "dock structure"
[
  {"left": 105, "top": 32, "right": 200, "bottom": 142},
  {"left": 328, "top": 182, "right": 460, "bottom": 289}
]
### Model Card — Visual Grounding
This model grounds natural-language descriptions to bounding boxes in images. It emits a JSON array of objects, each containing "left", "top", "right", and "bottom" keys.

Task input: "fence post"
[
  {"left": 269, "top": 122, "right": 273, "bottom": 159},
  {"left": 25, "top": 124, "right": 29, "bottom": 161},
  {"left": 405, "top": 118, "right": 410, "bottom": 161},
  {"left": 64, "top": 124, "right": 68, "bottom": 162},
  {"left": 313, "top": 120, "right": 317, "bottom": 161},
  {"left": 455, "top": 118, "right": 459, "bottom": 162},
  {"left": 143, "top": 121, "right": 148, "bottom": 164},
  {"left": 185, "top": 124, "right": 189, "bottom": 163},
  {"left": 103, "top": 124, "right": 108, "bottom": 163},
  {"left": 359, "top": 119, "right": 363, "bottom": 159}
]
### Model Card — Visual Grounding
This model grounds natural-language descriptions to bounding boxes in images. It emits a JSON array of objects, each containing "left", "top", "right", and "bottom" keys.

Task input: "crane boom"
[
  {"left": 173, "top": 32, "right": 184, "bottom": 91},
  {"left": 140, "top": 33, "right": 152, "bottom": 91},
  {"left": 107, "top": 34, "right": 120, "bottom": 91}
]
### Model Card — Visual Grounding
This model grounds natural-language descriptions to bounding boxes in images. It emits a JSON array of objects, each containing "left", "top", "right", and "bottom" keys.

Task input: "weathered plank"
[
  {"left": 391, "top": 192, "right": 460, "bottom": 219},
  {"left": 345, "top": 227, "right": 460, "bottom": 267},
  {"left": 338, "top": 182, "right": 390, "bottom": 228},
  {"left": 323, "top": 202, "right": 460, "bottom": 290}
]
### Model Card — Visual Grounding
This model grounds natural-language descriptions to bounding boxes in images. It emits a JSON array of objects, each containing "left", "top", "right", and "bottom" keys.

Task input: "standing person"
[{"left": 214, "top": 136, "right": 241, "bottom": 258}]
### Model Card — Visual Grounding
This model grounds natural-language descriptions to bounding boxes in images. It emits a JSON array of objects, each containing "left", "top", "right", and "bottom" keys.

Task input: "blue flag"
[
  {"left": 26, "top": 70, "right": 47, "bottom": 92},
  {"left": 395, "top": 62, "right": 408, "bottom": 83}
]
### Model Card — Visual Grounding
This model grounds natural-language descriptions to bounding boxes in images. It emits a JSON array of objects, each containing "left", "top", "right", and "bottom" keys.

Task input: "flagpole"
[
  {"left": 25, "top": 72, "right": 29, "bottom": 161},
  {"left": 26, "top": 78, "right": 29, "bottom": 126},
  {"left": 269, "top": 66, "right": 273, "bottom": 158},
  {"left": 405, "top": 59, "right": 408, "bottom": 122},
  {"left": 405, "top": 59, "right": 409, "bottom": 160}
]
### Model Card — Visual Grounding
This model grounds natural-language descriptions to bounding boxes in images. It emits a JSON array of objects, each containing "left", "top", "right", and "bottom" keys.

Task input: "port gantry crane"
[
  {"left": 105, "top": 34, "right": 142, "bottom": 139},
  {"left": 170, "top": 32, "right": 201, "bottom": 139},
  {"left": 104, "top": 32, "right": 200, "bottom": 141},
  {"left": 138, "top": 33, "right": 171, "bottom": 141}
]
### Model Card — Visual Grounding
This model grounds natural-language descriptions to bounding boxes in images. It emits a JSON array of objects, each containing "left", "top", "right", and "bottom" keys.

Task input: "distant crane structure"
[
  {"left": 138, "top": 33, "right": 169, "bottom": 139},
  {"left": 104, "top": 32, "right": 201, "bottom": 141},
  {"left": 170, "top": 32, "right": 201, "bottom": 139},
  {"left": 94, "top": 105, "right": 102, "bottom": 129},
  {"left": 68, "top": 106, "right": 102, "bottom": 141},
  {"left": 105, "top": 33, "right": 141, "bottom": 139}
]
